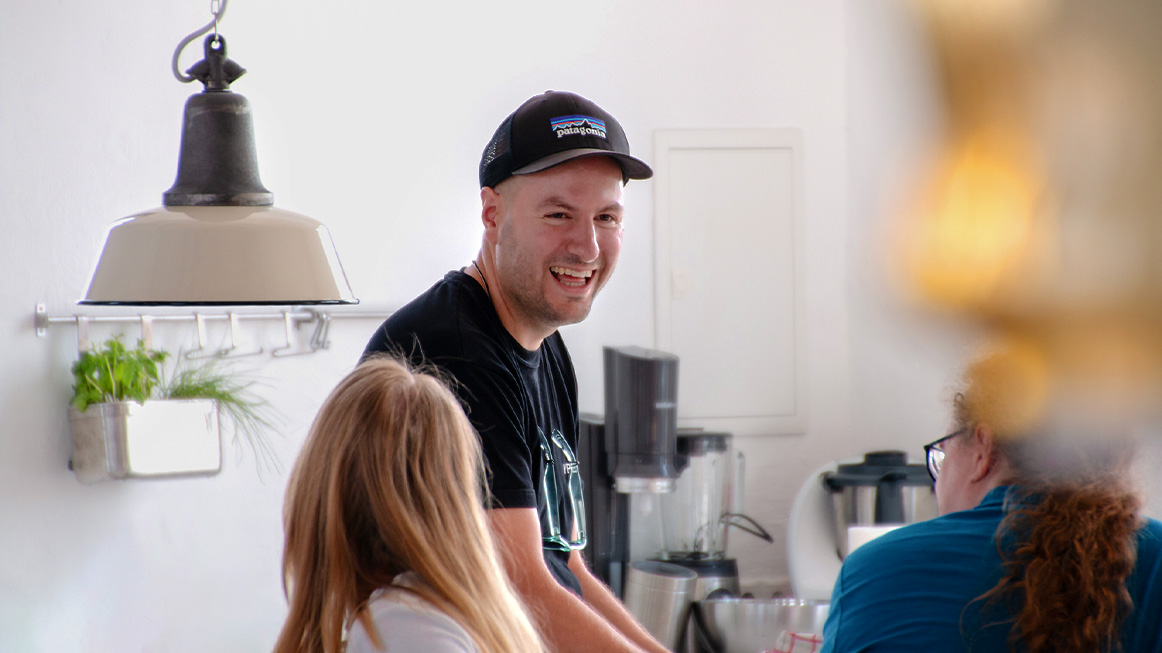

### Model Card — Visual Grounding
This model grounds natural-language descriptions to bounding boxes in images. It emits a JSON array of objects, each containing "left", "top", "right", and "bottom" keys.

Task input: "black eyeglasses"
[{"left": 923, "top": 427, "right": 968, "bottom": 482}]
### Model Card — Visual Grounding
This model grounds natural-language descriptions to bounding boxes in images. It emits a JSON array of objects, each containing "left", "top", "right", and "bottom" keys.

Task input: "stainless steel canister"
[{"left": 623, "top": 560, "right": 698, "bottom": 650}]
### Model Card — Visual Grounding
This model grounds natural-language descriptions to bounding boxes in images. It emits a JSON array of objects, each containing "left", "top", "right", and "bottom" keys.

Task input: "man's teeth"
[
  {"left": 550, "top": 267, "right": 592, "bottom": 279},
  {"left": 550, "top": 266, "right": 592, "bottom": 286}
]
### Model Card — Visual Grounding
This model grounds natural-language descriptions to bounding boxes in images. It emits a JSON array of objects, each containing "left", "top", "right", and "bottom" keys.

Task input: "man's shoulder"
[
  {"left": 364, "top": 270, "right": 504, "bottom": 362},
  {"left": 389, "top": 270, "right": 476, "bottom": 329}
]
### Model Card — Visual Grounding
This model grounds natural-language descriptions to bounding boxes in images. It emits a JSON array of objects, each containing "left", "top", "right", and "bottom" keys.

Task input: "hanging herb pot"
[{"left": 67, "top": 336, "right": 273, "bottom": 484}]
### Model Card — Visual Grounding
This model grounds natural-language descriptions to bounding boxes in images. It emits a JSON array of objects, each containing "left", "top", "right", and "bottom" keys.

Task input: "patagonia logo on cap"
[{"left": 550, "top": 115, "right": 607, "bottom": 139}]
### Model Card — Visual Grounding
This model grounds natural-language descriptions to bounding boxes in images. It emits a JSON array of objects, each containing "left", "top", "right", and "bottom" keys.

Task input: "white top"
[{"left": 346, "top": 572, "right": 478, "bottom": 653}]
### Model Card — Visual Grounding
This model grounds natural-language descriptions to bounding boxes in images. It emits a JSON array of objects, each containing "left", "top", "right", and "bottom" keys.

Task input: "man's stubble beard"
[{"left": 495, "top": 220, "right": 599, "bottom": 333}]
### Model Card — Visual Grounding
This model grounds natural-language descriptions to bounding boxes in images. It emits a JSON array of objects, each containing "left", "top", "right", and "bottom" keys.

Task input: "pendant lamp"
[{"left": 80, "top": 3, "right": 357, "bottom": 306}]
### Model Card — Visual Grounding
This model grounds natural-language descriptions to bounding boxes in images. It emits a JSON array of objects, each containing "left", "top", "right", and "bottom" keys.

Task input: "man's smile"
[{"left": 549, "top": 266, "right": 594, "bottom": 288}]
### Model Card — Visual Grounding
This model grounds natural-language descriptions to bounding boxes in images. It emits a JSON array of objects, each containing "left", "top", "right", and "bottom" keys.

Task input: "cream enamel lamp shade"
[
  {"left": 79, "top": 30, "right": 357, "bottom": 306},
  {"left": 80, "top": 205, "right": 356, "bottom": 305}
]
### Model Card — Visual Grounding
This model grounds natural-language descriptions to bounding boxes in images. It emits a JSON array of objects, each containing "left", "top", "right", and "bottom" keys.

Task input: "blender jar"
[{"left": 660, "top": 432, "right": 734, "bottom": 560}]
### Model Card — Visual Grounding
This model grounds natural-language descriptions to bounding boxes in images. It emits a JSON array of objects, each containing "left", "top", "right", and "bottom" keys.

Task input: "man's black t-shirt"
[{"left": 361, "top": 270, "right": 583, "bottom": 596}]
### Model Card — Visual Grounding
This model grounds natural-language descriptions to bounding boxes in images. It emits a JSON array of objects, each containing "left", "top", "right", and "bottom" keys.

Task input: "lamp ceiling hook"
[{"left": 171, "top": 0, "right": 230, "bottom": 84}]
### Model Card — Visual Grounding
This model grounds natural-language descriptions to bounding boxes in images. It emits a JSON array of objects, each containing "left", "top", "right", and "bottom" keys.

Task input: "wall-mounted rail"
[{"left": 34, "top": 304, "right": 392, "bottom": 358}]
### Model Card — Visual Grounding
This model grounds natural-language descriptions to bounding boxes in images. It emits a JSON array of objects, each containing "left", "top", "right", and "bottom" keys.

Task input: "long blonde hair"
[{"left": 273, "top": 356, "right": 544, "bottom": 653}]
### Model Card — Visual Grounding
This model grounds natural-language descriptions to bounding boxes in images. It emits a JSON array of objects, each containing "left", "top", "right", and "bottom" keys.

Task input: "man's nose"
[{"left": 567, "top": 218, "right": 601, "bottom": 262}]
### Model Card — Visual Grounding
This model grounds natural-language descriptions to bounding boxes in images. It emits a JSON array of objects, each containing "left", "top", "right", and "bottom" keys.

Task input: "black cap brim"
[{"left": 511, "top": 148, "right": 653, "bottom": 181}]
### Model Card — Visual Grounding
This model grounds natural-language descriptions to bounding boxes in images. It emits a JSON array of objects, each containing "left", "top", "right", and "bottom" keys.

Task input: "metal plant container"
[{"left": 68, "top": 399, "right": 221, "bottom": 484}]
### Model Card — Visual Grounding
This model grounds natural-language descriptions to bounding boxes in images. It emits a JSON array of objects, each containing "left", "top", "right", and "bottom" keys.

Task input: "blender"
[{"left": 655, "top": 431, "right": 773, "bottom": 652}]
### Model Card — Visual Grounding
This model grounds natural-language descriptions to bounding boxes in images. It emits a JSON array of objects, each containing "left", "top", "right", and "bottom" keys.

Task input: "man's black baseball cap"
[{"left": 479, "top": 90, "right": 653, "bottom": 188}]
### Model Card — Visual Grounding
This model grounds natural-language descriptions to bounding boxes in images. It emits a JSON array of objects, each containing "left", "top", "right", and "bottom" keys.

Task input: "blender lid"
[
  {"left": 673, "top": 431, "right": 730, "bottom": 473},
  {"left": 676, "top": 431, "right": 730, "bottom": 456},
  {"left": 822, "top": 450, "right": 931, "bottom": 489}
]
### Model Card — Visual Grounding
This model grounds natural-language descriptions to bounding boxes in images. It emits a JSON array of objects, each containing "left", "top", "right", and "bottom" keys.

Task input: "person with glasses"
[
  {"left": 821, "top": 349, "right": 1162, "bottom": 652},
  {"left": 274, "top": 357, "right": 544, "bottom": 653},
  {"left": 361, "top": 91, "right": 666, "bottom": 653}
]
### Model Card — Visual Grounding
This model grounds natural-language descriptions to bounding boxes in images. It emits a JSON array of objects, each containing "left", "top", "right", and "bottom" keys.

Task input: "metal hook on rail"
[
  {"left": 217, "top": 312, "right": 264, "bottom": 358},
  {"left": 185, "top": 314, "right": 216, "bottom": 360},
  {"left": 271, "top": 311, "right": 314, "bottom": 357},
  {"left": 140, "top": 315, "right": 155, "bottom": 351},
  {"left": 76, "top": 317, "right": 91, "bottom": 355},
  {"left": 309, "top": 312, "right": 332, "bottom": 352}
]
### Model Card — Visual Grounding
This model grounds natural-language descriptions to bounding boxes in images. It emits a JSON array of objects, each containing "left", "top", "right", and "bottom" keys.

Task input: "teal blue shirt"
[{"left": 822, "top": 485, "right": 1162, "bottom": 652}]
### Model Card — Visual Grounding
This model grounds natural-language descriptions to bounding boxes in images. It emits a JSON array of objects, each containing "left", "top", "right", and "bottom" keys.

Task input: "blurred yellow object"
[
  {"left": 961, "top": 337, "right": 1050, "bottom": 439},
  {"left": 899, "top": 0, "right": 1162, "bottom": 430},
  {"left": 904, "top": 128, "right": 1048, "bottom": 313}
]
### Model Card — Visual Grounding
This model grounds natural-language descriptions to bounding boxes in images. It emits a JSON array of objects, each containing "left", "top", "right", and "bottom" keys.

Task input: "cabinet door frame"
[{"left": 653, "top": 128, "right": 807, "bottom": 436}]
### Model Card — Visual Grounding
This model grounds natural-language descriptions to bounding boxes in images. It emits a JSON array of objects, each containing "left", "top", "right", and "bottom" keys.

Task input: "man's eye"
[
  {"left": 597, "top": 214, "right": 621, "bottom": 224},
  {"left": 546, "top": 213, "right": 568, "bottom": 220}
]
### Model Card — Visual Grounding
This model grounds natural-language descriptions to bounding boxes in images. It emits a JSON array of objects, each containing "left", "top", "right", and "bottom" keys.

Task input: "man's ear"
[
  {"left": 481, "top": 186, "right": 503, "bottom": 245},
  {"left": 969, "top": 422, "right": 998, "bottom": 483}
]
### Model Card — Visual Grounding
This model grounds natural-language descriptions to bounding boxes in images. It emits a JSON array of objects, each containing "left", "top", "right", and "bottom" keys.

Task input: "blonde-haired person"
[
  {"left": 273, "top": 357, "right": 545, "bottom": 653},
  {"left": 821, "top": 349, "right": 1162, "bottom": 652}
]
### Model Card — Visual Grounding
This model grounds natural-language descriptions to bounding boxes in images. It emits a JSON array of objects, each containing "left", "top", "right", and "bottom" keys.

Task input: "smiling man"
[{"left": 361, "top": 91, "right": 666, "bottom": 653}]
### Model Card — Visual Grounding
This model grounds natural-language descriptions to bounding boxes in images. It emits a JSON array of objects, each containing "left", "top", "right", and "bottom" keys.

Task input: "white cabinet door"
[{"left": 653, "top": 129, "right": 806, "bottom": 435}]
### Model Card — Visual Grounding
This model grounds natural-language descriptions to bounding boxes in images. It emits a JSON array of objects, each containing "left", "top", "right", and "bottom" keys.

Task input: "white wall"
[
  {"left": 844, "top": 4, "right": 968, "bottom": 447},
  {"left": 0, "top": 1, "right": 969, "bottom": 650}
]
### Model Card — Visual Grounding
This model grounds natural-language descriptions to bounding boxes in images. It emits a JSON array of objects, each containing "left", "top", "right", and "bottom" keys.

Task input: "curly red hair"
[{"left": 980, "top": 478, "right": 1141, "bottom": 652}]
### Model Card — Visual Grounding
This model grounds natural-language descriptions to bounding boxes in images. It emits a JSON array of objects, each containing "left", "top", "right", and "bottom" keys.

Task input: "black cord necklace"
[{"left": 471, "top": 260, "right": 492, "bottom": 300}]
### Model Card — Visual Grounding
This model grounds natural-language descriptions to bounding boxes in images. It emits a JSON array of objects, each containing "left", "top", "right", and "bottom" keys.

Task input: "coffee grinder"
[{"left": 578, "top": 345, "right": 682, "bottom": 597}]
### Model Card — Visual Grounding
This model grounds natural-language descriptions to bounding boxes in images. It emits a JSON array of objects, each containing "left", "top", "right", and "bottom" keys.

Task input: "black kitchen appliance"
[{"left": 578, "top": 345, "right": 681, "bottom": 596}]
